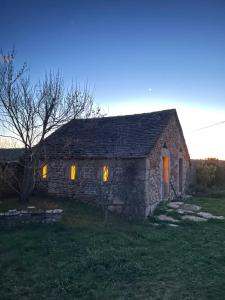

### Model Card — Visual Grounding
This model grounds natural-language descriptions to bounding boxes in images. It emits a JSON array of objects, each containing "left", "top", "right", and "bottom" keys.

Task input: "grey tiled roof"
[{"left": 41, "top": 109, "right": 177, "bottom": 159}]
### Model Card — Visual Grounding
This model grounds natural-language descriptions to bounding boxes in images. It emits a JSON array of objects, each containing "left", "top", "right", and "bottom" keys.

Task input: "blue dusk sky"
[{"left": 1, "top": 0, "right": 225, "bottom": 158}]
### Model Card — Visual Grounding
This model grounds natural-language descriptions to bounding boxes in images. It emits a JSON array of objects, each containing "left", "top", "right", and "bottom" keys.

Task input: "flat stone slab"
[
  {"left": 197, "top": 212, "right": 225, "bottom": 220},
  {"left": 167, "top": 202, "right": 184, "bottom": 209},
  {"left": 181, "top": 215, "right": 207, "bottom": 222},
  {"left": 156, "top": 215, "right": 179, "bottom": 223},
  {"left": 168, "top": 223, "right": 179, "bottom": 227},
  {"left": 151, "top": 222, "right": 160, "bottom": 226},
  {"left": 166, "top": 208, "right": 174, "bottom": 212},
  {"left": 180, "top": 204, "right": 201, "bottom": 212},
  {"left": 177, "top": 208, "right": 198, "bottom": 215}
]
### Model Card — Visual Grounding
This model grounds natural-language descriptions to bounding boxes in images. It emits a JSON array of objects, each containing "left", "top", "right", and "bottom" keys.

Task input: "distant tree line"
[{"left": 196, "top": 158, "right": 225, "bottom": 189}]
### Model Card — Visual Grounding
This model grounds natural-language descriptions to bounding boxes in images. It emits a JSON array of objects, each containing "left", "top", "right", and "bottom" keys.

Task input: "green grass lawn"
[{"left": 1, "top": 196, "right": 225, "bottom": 300}]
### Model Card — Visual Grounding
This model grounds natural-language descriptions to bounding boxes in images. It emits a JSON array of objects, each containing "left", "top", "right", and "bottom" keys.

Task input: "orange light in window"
[
  {"left": 42, "top": 164, "right": 47, "bottom": 179},
  {"left": 103, "top": 165, "right": 109, "bottom": 182},
  {"left": 70, "top": 165, "right": 76, "bottom": 180}
]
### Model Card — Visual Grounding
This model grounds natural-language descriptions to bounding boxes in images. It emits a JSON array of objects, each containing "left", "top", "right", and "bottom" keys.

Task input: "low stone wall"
[{"left": 0, "top": 208, "right": 63, "bottom": 227}]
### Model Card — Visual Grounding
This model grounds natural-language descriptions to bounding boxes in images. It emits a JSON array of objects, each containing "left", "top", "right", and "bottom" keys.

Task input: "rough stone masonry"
[{"left": 35, "top": 109, "right": 191, "bottom": 219}]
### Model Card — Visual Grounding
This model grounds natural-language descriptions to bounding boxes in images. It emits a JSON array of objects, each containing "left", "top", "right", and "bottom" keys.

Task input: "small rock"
[
  {"left": 167, "top": 202, "right": 183, "bottom": 209},
  {"left": 181, "top": 215, "right": 207, "bottom": 222},
  {"left": 176, "top": 209, "right": 185, "bottom": 214},
  {"left": 156, "top": 215, "right": 179, "bottom": 223}
]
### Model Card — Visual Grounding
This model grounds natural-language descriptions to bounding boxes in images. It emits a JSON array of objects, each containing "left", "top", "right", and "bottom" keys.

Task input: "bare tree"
[{"left": 0, "top": 48, "right": 103, "bottom": 201}]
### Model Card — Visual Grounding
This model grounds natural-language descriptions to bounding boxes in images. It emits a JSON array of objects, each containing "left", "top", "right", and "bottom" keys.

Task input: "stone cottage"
[{"left": 36, "top": 109, "right": 190, "bottom": 219}]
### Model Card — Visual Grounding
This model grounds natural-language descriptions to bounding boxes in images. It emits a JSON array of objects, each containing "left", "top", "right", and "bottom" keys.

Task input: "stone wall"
[
  {"left": 0, "top": 208, "right": 63, "bottom": 227},
  {"left": 35, "top": 158, "right": 146, "bottom": 219},
  {"left": 144, "top": 114, "right": 190, "bottom": 216}
]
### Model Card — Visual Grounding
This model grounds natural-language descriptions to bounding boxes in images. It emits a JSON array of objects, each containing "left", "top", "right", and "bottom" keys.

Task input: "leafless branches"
[
  {"left": 0, "top": 50, "right": 102, "bottom": 151},
  {"left": 0, "top": 48, "right": 103, "bottom": 201}
]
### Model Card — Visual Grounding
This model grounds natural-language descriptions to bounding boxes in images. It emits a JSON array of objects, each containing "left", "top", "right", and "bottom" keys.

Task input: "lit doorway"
[{"left": 162, "top": 156, "right": 169, "bottom": 199}]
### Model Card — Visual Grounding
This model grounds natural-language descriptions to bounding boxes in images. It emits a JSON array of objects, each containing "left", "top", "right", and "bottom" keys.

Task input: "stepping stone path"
[{"left": 151, "top": 199, "right": 225, "bottom": 227}]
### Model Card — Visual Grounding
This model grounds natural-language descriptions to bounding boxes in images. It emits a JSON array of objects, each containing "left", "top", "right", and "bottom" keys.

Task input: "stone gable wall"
[{"left": 144, "top": 115, "right": 190, "bottom": 216}]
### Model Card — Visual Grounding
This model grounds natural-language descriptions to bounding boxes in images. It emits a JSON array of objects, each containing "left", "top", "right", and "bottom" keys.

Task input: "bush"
[{"left": 196, "top": 158, "right": 225, "bottom": 189}]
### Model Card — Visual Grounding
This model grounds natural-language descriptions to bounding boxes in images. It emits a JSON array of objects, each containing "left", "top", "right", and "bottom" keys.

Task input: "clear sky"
[{"left": 1, "top": 0, "right": 225, "bottom": 159}]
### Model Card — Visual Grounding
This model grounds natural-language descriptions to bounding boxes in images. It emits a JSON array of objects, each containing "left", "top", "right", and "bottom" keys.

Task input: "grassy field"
[{"left": 1, "top": 196, "right": 225, "bottom": 300}]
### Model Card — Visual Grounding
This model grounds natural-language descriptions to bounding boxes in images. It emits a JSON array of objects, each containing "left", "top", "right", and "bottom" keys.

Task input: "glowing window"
[
  {"left": 42, "top": 164, "right": 48, "bottom": 179},
  {"left": 70, "top": 165, "right": 76, "bottom": 180},
  {"left": 103, "top": 165, "right": 109, "bottom": 182}
]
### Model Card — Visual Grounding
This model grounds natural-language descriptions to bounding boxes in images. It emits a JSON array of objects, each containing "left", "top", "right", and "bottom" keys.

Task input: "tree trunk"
[{"left": 19, "top": 151, "right": 35, "bottom": 202}]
